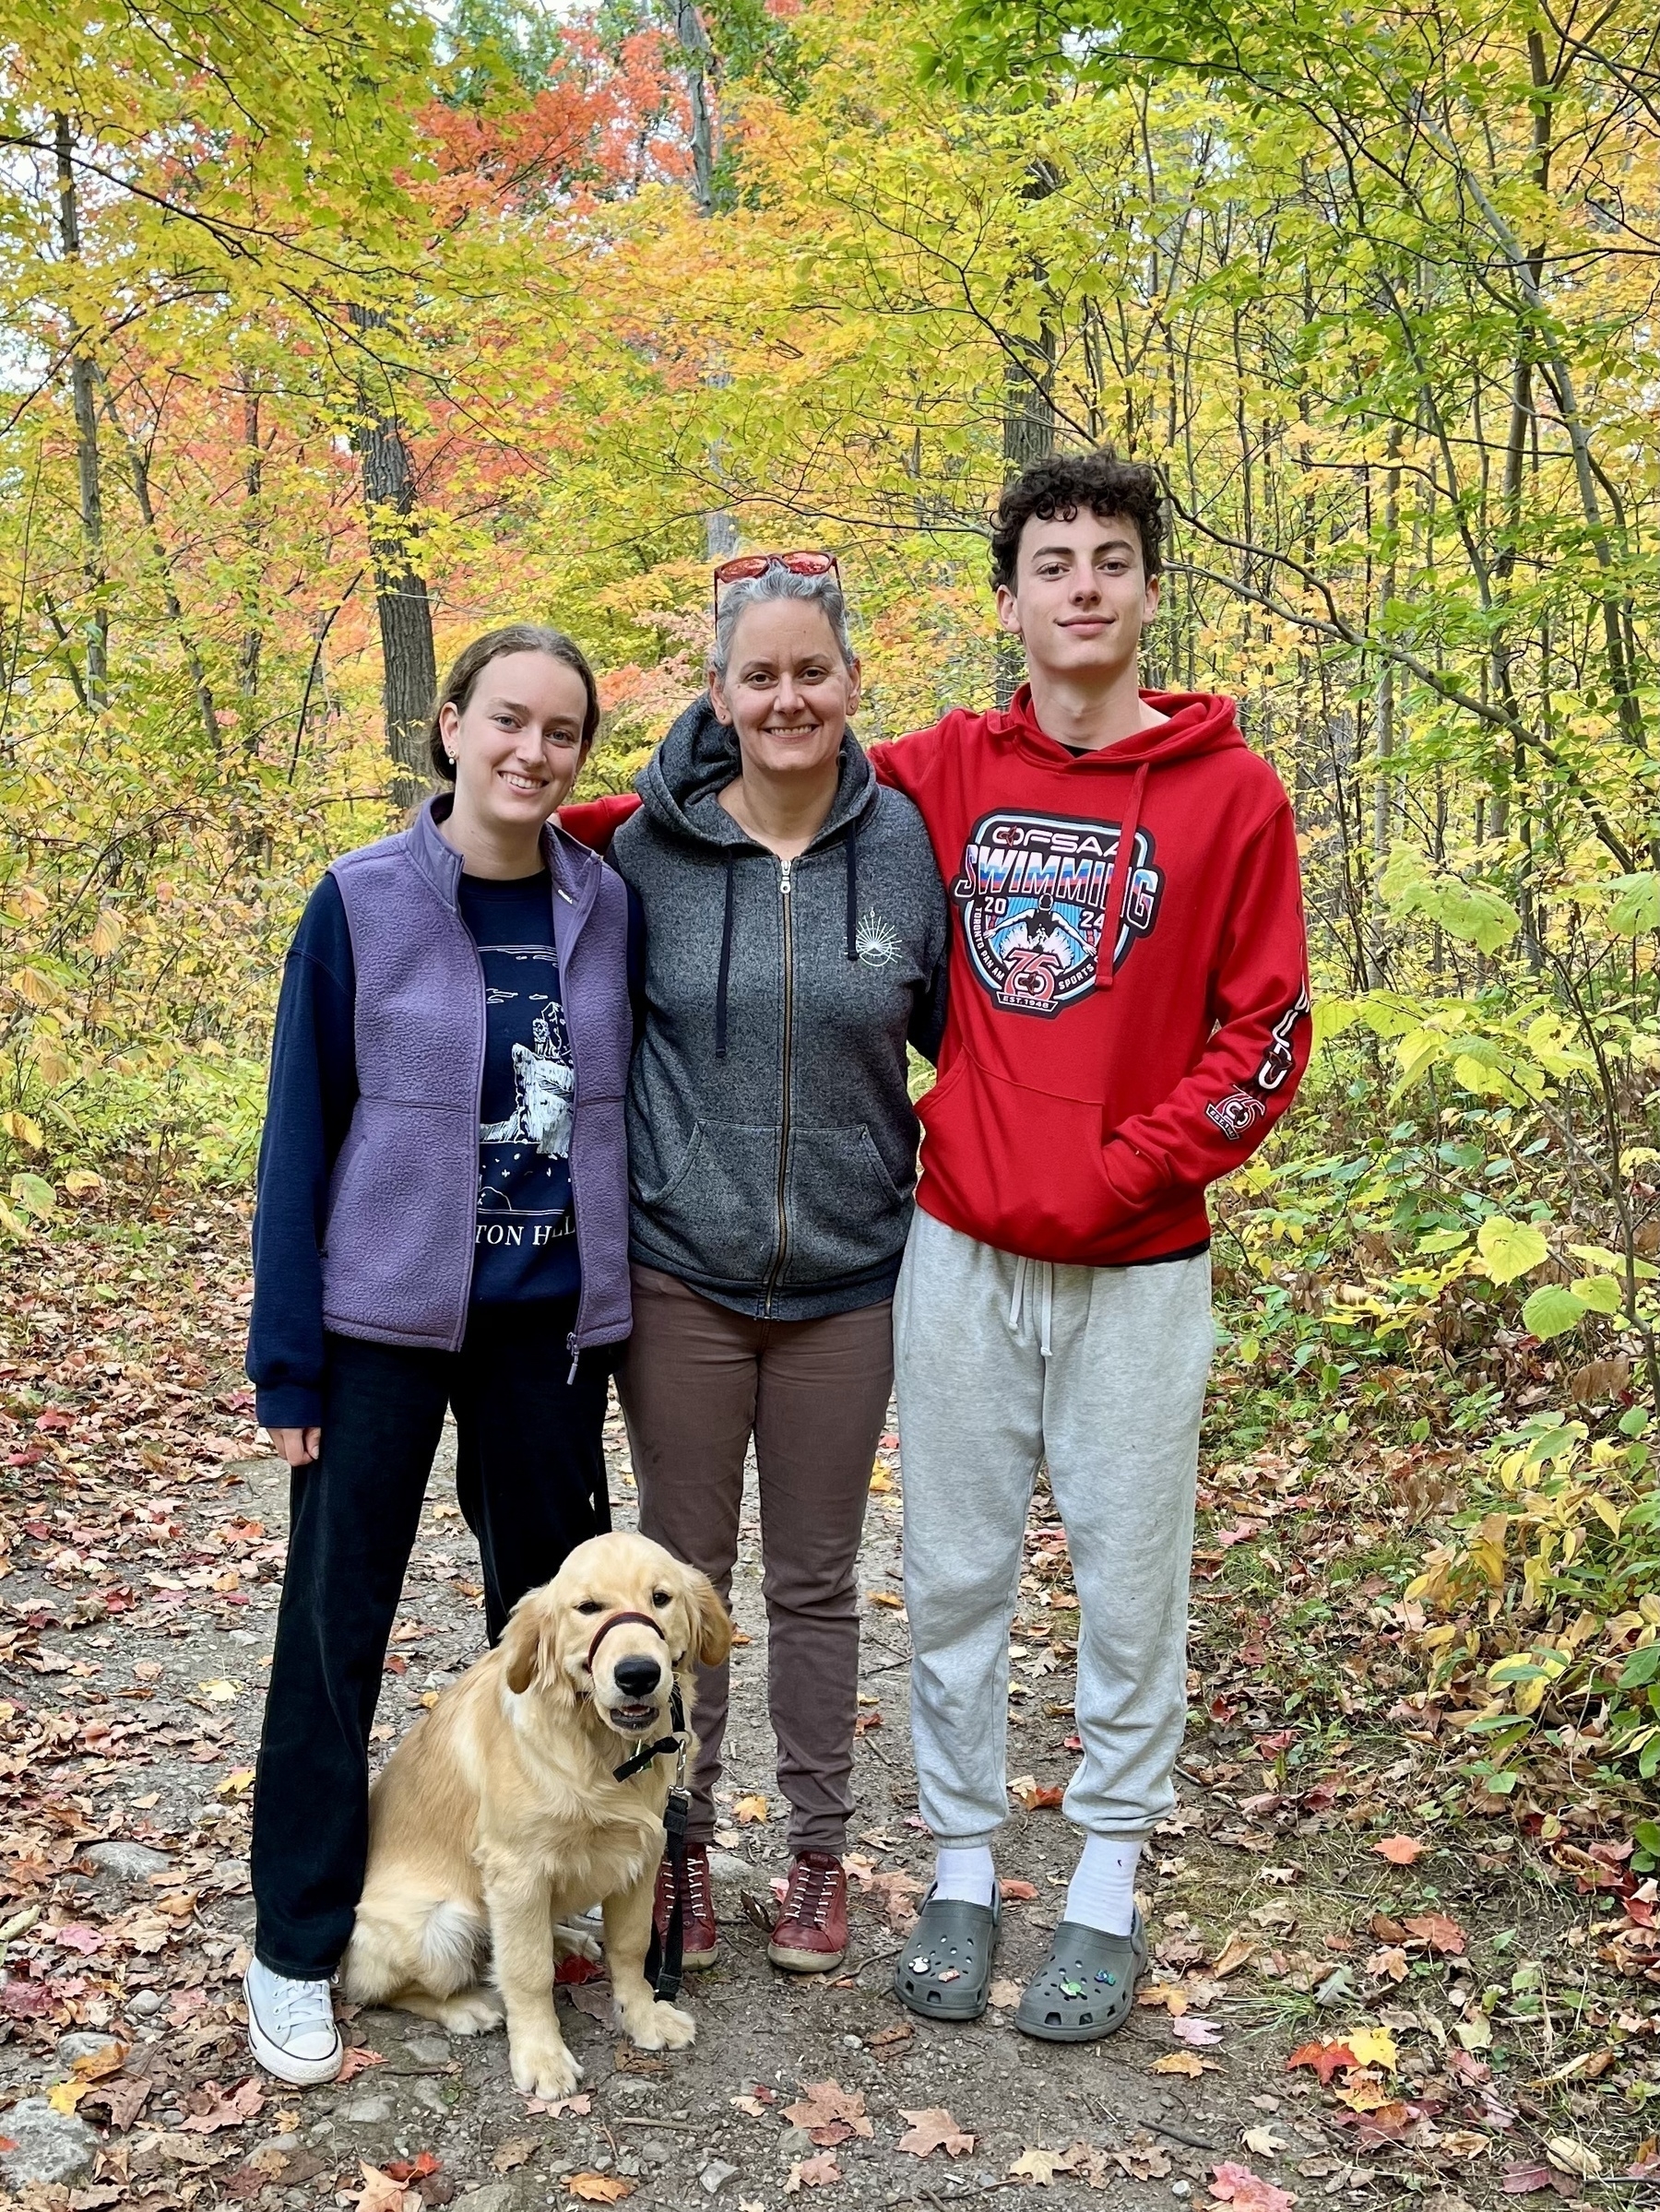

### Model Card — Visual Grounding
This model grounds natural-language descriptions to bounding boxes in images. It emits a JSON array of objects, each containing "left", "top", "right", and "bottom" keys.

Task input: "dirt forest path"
[{"left": 2, "top": 1188, "right": 1654, "bottom": 2212}]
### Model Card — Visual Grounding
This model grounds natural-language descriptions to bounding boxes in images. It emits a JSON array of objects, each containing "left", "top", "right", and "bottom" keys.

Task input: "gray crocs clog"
[
  {"left": 893, "top": 1887, "right": 1001, "bottom": 2023},
  {"left": 1015, "top": 1910, "right": 1148, "bottom": 2041}
]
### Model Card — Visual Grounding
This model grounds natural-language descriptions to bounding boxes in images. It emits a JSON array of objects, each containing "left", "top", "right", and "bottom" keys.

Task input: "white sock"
[
  {"left": 1064, "top": 1835, "right": 1141, "bottom": 1935},
  {"left": 932, "top": 1844, "right": 997, "bottom": 1908}
]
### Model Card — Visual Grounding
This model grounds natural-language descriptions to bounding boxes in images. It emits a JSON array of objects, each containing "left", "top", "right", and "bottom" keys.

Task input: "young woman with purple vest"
[{"left": 241, "top": 624, "right": 639, "bottom": 2087}]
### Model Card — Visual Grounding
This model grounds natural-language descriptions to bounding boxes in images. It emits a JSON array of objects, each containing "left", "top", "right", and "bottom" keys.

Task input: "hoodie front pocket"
[
  {"left": 779, "top": 1122, "right": 913, "bottom": 1286},
  {"left": 632, "top": 1118, "right": 783, "bottom": 1286}
]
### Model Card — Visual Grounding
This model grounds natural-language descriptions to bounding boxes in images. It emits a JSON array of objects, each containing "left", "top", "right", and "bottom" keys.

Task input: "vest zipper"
[{"left": 764, "top": 856, "right": 796, "bottom": 1314}]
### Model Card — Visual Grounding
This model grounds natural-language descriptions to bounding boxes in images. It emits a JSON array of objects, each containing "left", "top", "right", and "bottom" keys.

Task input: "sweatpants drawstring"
[{"left": 1008, "top": 1253, "right": 1054, "bottom": 1357}]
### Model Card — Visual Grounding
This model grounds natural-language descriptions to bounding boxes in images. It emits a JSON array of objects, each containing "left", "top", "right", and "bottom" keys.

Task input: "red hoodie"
[{"left": 865, "top": 686, "right": 1310, "bottom": 1268}]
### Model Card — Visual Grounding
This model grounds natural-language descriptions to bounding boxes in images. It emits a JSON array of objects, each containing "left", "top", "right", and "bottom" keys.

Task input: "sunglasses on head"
[{"left": 712, "top": 550, "right": 839, "bottom": 626}]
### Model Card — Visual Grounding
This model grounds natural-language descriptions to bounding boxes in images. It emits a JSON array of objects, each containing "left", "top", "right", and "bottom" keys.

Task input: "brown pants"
[{"left": 618, "top": 1263, "right": 894, "bottom": 1855}]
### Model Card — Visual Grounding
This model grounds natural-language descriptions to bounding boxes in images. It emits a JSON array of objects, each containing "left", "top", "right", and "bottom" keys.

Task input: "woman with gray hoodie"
[{"left": 563, "top": 556, "right": 947, "bottom": 1973}]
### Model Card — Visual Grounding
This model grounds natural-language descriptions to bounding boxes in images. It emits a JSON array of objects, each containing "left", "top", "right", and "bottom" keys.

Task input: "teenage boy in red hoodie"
[{"left": 870, "top": 451, "right": 1310, "bottom": 2041}]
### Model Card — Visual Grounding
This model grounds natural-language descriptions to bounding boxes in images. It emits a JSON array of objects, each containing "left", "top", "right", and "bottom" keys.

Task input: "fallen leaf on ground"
[
  {"left": 1365, "top": 1945, "right": 1410, "bottom": 1982},
  {"left": 1113, "top": 2138, "right": 1172, "bottom": 2182},
  {"left": 179, "top": 2078, "right": 265, "bottom": 2132},
  {"left": 866, "top": 1591, "right": 905, "bottom": 1609},
  {"left": 337, "top": 2047, "right": 387, "bottom": 2082},
  {"left": 568, "top": 2177, "right": 634, "bottom": 2204},
  {"left": 1500, "top": 2165, "right": 1560, "bottom": 2196},
  {"left": 1210, "top": 1932, "right": 1258, "bottom": 1976},
  {"left": 1174, "top": 2015, "right": 1224, "bottom": 2046},
  {"left": 867, "top": 2022, "right": 912, "bottom": 2052},
  {"left": 897, "top": 2108, "right": 975, "bottom": 2159},
  {"left": 384, "top": 2155, "right": 441, "bottom": 2182},
  {"left": 1009, "top": 2147, "right": 1079, "bottom": 2184},
  {"left": 1209, "top": 2160, "right": 1297, "bottom": 2212},
  {"left": 783, "top": 2081, "right": 872, "bottom": 2145},
  {"left": 1243, "top": 2129, "right": 1289, "bottom": 2158},
  {"left": 1404, "top": 1911, "right": 1465, "bottom": 1956},
  {"left": 733, "top": 1793, "right": 771, "bottom": 1823},
  {"left": 348, "top": 2165, "right": 417, "bottom": 2212},
  {"left": 1546, "top": 2138, "right": 1602, "bottom": 2181},
  {"left": 1286, "top": 2040, "right": 1358, "bottom": 2084},
  {"left": 990, "top": 1979, "right": 1024, "bottom": 2008},
  {"left": 1371, "top": 1835, "right": 1425, "bottom": 1864},
  {"left": 1000, "top": 1879, "right": 1038, "bottom": 1901},
  {"left": 68, "top": 2041, "right": 128, "bottom": 2081},
  {"left": 493, "top": 2139, "right": 538, "bottom": 2172},
  {"left": 784, "top": 2155, "right": 842, "bottom": 2191},
  {"left": 731, "top": 2096, "right": 771, "bottom": 2118},
  {"left": 1152, "top": 2052, "right": 1219, "bottom": 2076},
  {"left": 1009, "top": 1775, "right": 1065, "bottom": 1811},
  {"left": 1345, "top": 2028, "right": 1397, "bottom": 2072}
]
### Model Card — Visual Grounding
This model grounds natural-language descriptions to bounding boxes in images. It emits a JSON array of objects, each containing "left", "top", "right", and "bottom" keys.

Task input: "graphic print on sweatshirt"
[
  {"left": 473, "top": 939, "right": 578, "bottom": 1299},
  {"left": 951, "top": 810, "right": 1164, "bottom": 1016}
]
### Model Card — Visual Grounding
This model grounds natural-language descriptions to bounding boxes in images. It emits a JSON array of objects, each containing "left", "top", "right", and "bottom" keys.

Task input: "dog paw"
[
  {"left": 509, "top": 2038, "right": 584, "bottom": 2100},
  {"left": 440, "top": 1988, "right": 506, "bottom": 2035},
  {"left": 628, "top": 1999, "right": 696, "bottom": 2051}
]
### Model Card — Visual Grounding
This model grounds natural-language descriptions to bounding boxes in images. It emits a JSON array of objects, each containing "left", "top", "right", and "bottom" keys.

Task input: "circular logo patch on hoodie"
[{"left": 951, "top": 810, "right": 1163, "bottom": 1016}]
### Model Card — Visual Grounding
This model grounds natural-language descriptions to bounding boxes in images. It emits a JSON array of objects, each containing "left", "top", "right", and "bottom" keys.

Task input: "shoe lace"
[
  {"left": 783, "top": 1855, "right": 841, "bottom": 1929},
  {"left": 684, "top": 1851, "right": 712, "bottom": 1920},
  {"left": 268, "top": 1973, "right": 333, "bottom": 2035}
]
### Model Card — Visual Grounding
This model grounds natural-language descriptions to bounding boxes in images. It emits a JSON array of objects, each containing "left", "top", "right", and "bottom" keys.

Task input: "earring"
[{"left": 445, "top": 751, "right": 456, "bottom": 764}]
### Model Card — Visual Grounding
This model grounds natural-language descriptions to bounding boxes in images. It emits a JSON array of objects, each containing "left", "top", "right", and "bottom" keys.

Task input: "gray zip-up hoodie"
[{"left": 611, "top": 698, "right": 949, "bottom": 1319}]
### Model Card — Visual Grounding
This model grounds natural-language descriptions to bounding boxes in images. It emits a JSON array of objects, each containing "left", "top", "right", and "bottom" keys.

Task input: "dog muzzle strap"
[{"left": 611, "top": 1682, "right": 687, "bottom": 1783}]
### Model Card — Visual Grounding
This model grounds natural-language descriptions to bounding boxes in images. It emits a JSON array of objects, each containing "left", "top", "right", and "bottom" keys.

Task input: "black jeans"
[{"left": 250, "top": 1306, "right": 611, "bottom": 1978}]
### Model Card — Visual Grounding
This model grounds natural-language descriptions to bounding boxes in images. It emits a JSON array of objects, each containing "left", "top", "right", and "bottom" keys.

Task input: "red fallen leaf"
[
  {"left": 35, "top": 1409, "right": 77, "bottom": 1430},
  {"left": 385, "top": 2153, "right": 442, "bottom": 2182},
  {"left": 1000, "top": 1880, "right": 1038, "bottom": 1901},
  {"left": 1500, "top": 2163, "right": 1559, "bottom": 2195},
  {"left": 1301, "top": 1781, "right": 1339, "bottom": 1813},
  {"left": 1627, "top": 1897, "right": 1655, "bottom": 1927},
  {"left": 1253, "top": 1730, "right": 1296, "bottom": 1756},
  {"left": 853, "top": 1710, "right": 883, "bottom": 1735},
  {"left": 553, "top": 1955, "right": 605, "bottom": 1984},
  {"left": 179, "top": 2077, "right": 265, "bottom": 2132},
  {"left": 338, "top": 2047, "right": 387, "bottom": 2082},
  {"left": 1208, "top": 2160, "right": 1296, "bottom": 2212},
  {"left": 0, "top": 1978, "right": 57, "bottom": 2018},
  {"left": 1372, "top": 1836, "right": 1425, "bottom": 1865},
  {"left": 1404, "top": 1911, "right": 1465, "bottom": 1956},
  {"left": 1064, "top": 1734, "right": 1083, "bottom": 1752},
  {"left": 53, "top": 1923, "right": 105, "bottom": 1954},
  {"left": 0, "top": 2137, "right": 16, "bottom": 2154},
  {"left": 384, "top": 1655, "right": 408, "bottom": 1675},
  {"left": 1286, "top": 2040, "right": 1358, "bottom": 2085}
]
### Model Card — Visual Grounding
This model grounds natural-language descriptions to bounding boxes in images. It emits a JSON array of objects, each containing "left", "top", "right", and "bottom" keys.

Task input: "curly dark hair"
[{"left": 989, "top": 451, "right": 1165, "bottom": 594}]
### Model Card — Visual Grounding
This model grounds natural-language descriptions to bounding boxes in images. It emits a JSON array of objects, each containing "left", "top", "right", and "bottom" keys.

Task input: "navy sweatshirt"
[{"left": 249, "top": 868, "right": 643, "bottom": 1433}]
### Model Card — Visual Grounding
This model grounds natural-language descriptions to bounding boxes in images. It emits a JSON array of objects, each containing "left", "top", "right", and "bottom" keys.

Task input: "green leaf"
[
  {"left": 1521, "top": 1285, "right": 1587, "bottom": 1339},
  {"left": 1632, "top": 1819, "right": 1660, "bottom": 1856},
  {"left": 1619, "top": 1646, "right": 1660, "bottom": 1689},
  {"left": 1608, "top": 874, "right": 1660, "bottom": 935},
  {"left": 1576, "top": 1275, "right": 1627, "bottom": 1316},
  {"left": 8, "top": 1172, "right": 54, "bottom": 1221},
  {"left": 1476, "top": 1214, "right": 1548, "bottom": 1285}
]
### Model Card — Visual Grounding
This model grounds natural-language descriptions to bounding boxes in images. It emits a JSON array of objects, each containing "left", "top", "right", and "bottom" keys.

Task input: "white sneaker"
[{"left": 243, "top": 1958, "right": 343, "bottom": 2085}]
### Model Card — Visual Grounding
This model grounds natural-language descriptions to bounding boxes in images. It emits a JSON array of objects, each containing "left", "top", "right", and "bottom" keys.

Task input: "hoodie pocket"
[
  {"left": 916, "top": 1047, "right": 1169, "bottom": 1259},
  {"left": 631, "top": 1118, "right": 783, "bottom": 1286},
  {"left": 779, "top": 1122, "right": 913, "bottom": 1286}
]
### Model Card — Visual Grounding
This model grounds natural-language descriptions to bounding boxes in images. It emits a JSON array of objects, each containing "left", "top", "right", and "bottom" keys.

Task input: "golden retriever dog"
[{"left": 339, "top": 1532, "right": 731, "bottom": 2098}]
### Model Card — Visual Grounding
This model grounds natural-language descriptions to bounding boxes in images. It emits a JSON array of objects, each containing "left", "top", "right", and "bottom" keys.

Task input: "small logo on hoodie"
[
  {"left": 952, "top": 810, "right": 1163, "bottom": 1016},
  {"left": 856, "top": 909, "right": 902, "bottom": 966}
]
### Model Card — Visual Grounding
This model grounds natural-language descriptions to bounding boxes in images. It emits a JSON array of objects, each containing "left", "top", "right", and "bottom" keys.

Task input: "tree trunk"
[
  {"left": 54, "top": 114, "right": 107, "bottom": 707},
  {"left": 350, "top": 303, "right": 437, "bottom": 800},
  {"left": 674, "top": 0, "right": 717, "bottom": 216},
  {"left": 238, "top": 378, "right": 264, "bottom": 727}
]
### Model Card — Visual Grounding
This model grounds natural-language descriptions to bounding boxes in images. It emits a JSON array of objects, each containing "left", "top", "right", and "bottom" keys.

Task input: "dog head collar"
[{"left": 581, "top": 1610, "right": 688, "bottom": 1783}]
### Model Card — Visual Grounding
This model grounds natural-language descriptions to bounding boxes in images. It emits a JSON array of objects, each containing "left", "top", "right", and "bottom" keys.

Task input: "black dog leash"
[{"left": 584, "top": 1611, "right": 693, "bottom": 2002}]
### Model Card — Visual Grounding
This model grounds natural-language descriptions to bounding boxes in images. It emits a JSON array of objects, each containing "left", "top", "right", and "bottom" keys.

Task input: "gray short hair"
[{"left": 710, "top": 564, "right": 857, "bottom": 680}]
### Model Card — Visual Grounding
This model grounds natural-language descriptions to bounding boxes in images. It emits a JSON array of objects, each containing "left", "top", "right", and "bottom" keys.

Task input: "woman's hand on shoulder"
[{"left": 268, "top": 1426, "right": 322, "bottom": 1467}]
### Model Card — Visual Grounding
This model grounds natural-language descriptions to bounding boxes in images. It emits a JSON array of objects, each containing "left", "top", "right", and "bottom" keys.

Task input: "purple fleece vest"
[{"left": 320, "top": 798, "right": 632, "bottom": 1363}]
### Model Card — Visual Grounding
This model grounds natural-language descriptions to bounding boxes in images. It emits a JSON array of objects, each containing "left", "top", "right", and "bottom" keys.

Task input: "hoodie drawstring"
[
  {"left": 715, "top": 854, "right": 736, "bottom": 1059},
  {"left": 1099, "top": 761, "right": 1149, "bottom": 993},
  {"left": 1008, "top": 1254, "right": 1054, "bottom": 1358},
  {"left": 844, "top": 827, "right": 859, "bottom": 962}
]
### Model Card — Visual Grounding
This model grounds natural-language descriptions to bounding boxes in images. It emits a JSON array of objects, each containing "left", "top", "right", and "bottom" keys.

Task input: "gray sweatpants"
[{"left": 894, "top": 1209, "right": 1213, "bottom": 1848}]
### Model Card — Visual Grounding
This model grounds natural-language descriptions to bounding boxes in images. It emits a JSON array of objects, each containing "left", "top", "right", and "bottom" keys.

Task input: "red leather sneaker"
[
  {"left": 767, "top": 1851, "right": 848, "bottom": 1972},
  {"left": 654, "top": 1843, "right": 718, "bottom": 1969}
]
